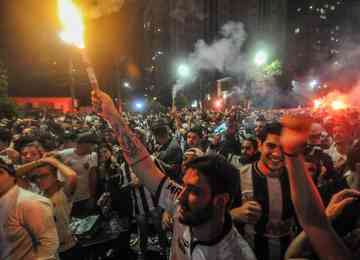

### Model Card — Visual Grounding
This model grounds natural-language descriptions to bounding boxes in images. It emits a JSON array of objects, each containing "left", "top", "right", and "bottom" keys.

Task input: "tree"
[
  {"left": 0, "top": 59, "right": 17, "bottom": 117},
  {"left": 263, "top": 60, "right": 282, "bottom": 78}
]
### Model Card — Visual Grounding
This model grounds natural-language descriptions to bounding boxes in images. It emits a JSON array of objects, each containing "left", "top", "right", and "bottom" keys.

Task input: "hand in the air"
[
  {"left": 325, "top": 189, "right": 360, "bottom": 221},
  {"left": 91, "top": 90, "right": 121, "bottom": 121},
  {"left": 280, "top": 115, "right": 312, "bottom": 155}
]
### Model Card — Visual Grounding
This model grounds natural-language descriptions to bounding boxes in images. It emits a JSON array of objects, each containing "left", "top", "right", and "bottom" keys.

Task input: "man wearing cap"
[{"left": 0, "top": 156, "right": 59, "bottom": 259}]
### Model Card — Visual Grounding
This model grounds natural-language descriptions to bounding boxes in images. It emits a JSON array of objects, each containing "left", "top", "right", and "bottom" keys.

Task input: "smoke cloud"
[
  {"left": 189, "top": 21, "right": 247, "bottom": 74},
  {"left": 173, "top": 21, "right": 249, "bottom": 99}
]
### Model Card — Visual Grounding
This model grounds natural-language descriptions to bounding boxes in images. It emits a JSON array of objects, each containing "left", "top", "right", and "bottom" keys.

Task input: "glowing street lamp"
[
  {"left": 309, "top": 80, "right": 319, "bottom": 89},
  {"left": 123, "top": 82, "right": 131, "bottom": 88},
  {"left": 254, "top": 50, "right": 268, "bottom": 66},
  {"left": 177, "top": 64, "right": 191, "bottom": 79}
]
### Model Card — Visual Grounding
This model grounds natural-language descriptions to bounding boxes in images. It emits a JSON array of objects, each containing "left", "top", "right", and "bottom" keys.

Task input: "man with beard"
[
  {"left": 326, "top": 122, "right": 354, "bottom": 175},
  {"left": 228, "top": 137, "right": 260, "bottom": 168},
  {"left": 92, "top": 90, "right": 256, "bottom": 260},
  {"left": 230, "top": 122, "right": 296, "bottom": 260}
]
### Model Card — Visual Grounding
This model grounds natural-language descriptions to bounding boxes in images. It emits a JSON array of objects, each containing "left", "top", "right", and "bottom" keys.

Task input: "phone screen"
[{"left": 213, "top": 122, "right": 227, "bottom": 134}]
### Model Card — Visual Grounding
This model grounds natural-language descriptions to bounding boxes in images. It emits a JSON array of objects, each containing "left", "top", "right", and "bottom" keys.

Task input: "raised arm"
[
  {"left": 281, "top": 115, "right": 353, "bottom": 260},
  {"left": 92, "top": 90, "right": 165, "bottom": 193},
  {"left": 39, "top": 156, "right": 77, "bottom": 195}
]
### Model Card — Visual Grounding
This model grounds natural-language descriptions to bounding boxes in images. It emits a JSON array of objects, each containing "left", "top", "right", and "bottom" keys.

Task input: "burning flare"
[
  {"left": 314, "top": 99, "right": 323, "bottom": 109},
  {"left": 58, "top": 0, "right": 85, "bottom": 48},
  {"left": 331, "top": 100, "right": 347, "bottom": 110}
]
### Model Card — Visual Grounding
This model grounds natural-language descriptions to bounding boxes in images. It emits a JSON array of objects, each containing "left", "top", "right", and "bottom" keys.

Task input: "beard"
[{"left": 178, "top": 200, "right": 214, "bottom": 227}]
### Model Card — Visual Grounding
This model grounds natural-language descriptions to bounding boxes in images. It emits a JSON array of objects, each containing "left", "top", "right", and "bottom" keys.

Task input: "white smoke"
[
  {"left": 173, "top": 21, "right": 249, "bottom": 98},
  {"left": 189, "top": 21, "right": 247, "bottom": 74}
]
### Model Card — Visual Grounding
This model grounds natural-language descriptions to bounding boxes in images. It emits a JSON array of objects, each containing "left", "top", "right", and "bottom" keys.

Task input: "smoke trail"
[
  {"left": 173, "top": 21, "right": 248, "bottom": 99},
  {"left": 189, "top": 21, "right": 247, "bottom": 73}
]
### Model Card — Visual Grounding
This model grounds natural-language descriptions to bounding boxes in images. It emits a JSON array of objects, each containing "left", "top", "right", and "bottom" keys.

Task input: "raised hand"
[
  {"left": 280, "top": 115, "right": 312, "bottom": 155},
  {"left": 325, "top": 189, "right": 360, "bottom": 221},
  {"left": 91, "top": 90, "right": 121, "bottom": 122}
]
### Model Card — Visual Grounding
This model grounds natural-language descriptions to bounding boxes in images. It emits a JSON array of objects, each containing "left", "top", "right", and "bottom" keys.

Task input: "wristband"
[{"left": 130, "top": 155, "right": 150, "bottom": 167}]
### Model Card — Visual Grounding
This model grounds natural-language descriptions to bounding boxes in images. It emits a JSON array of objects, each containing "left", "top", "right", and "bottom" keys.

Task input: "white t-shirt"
[
  {"left": 58, "top": 148, "right": 98, "bottom": 202},
  {"left": 155, "top": 178, "right": 256, "bottom": 260}
]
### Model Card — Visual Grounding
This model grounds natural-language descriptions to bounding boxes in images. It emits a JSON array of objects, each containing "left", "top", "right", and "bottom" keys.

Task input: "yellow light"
[
  {"left": 58, "top": 0, "right": 85, "bottom": 48},
  {"left": 331, "top": 100, "right": 347, "bottom": 110}
]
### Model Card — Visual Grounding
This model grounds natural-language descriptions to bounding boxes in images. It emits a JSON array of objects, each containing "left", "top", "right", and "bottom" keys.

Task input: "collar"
[
  {"left": 254, "top": 161, "right": 284, "bottom": 178},
  {"left": 191, "top": 213, "right": 233, "bottom": 247}
]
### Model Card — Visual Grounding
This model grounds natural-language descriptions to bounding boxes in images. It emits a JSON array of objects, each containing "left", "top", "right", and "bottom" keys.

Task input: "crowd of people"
[{"left": 0, "top": 90, "right": 360, "bottom": 260}]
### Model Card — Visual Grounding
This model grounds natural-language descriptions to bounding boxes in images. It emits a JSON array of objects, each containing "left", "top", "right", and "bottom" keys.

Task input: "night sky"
[{"left": 1, "top": 0, "right": 360, "bottom": 105}]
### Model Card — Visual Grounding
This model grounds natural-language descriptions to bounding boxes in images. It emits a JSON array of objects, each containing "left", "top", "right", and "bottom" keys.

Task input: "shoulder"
[
  {"left": 17, "top": 189, "right": 53, "bottom": 212},
  {"left": 239, "top": 164, "right": 252, "bottom": 175},
  {"left": 217, "top": 228, "right": 256, "bottom": 260}
]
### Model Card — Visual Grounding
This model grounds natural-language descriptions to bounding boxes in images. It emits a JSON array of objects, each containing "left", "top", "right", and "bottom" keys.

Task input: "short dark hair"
[
  {"left": 184, "top": 154, "right": 240, "bottom": 207},
  {"left": 258, "top": 122, "right": 282, "bottom": 144},
  {"left": 243, "top": 137, "right": 258, "bottom": 149},
  {"left": 188, "top": 126, "right": 203, "bottom": 139},
  {"left": 77, "top": 132, "right": 98, "bottom": 144}
]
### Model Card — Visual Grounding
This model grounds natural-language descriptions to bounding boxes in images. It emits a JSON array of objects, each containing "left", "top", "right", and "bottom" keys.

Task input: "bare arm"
[
  {"left": 93, "top": 90, "right": 165, "bottom": 193},
  {"left": 39, "top": 157, "right": 77, "bottom": 195},
  {"left": 16, "top": 160, "right": 42, "bottom": 177},
  {"left": 281, "top": 116, "right": 352, "bottom": 260},
  {"left": 285, "top": 231, "right": 312, "bottom": 260}
]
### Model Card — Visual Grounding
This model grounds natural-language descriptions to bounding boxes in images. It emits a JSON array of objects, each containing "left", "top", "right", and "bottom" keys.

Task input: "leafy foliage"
[
  {"left": 0, "top": 60, "right": 17, "bottom": 117},
  {"left": 263, "top": 60, "right": 283, "bottom": 78}
]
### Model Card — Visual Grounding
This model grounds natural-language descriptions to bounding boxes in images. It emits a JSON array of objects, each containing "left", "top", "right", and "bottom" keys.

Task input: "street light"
[
  {"left": 123, "top": 81, "right": 131, "bottom": 88},
  {"left": 254, "top": 50, "right": 268, "bottom": 66},
  {"left": 177, "top": 64, "right": 191, "bottom": 79}
]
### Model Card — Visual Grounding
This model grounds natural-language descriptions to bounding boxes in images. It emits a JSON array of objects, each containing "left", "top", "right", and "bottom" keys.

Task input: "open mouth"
[{"left": 269, "top": 157, "right": 283, "bottom": 164}]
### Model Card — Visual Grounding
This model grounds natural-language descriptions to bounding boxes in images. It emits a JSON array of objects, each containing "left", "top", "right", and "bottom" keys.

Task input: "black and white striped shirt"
[{"left": 233, "top": 163, "right": 297, "bottom": 260}]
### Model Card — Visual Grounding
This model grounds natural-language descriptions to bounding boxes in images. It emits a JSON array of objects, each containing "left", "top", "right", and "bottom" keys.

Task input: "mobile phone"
[{"left": 213, "top": 122, "right": 228, "bottom": 135}]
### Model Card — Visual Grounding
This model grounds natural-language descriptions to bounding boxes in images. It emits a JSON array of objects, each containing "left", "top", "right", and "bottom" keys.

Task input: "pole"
[{"left": 69, "top": 57, "right": 76, "bottom": 111}]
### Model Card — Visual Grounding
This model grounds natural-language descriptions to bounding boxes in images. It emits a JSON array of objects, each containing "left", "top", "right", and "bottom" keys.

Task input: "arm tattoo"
[{"left": 109, "top": 116, "right": 149, "bottom": 163}]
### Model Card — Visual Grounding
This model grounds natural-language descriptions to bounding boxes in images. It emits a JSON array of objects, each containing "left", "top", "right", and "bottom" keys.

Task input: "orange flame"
[
  {"left": 331, "top": 100, "right": 347, "bottom": 110},
  {"left": 58, "top": 0, "right": 84, "bottom": 48}
]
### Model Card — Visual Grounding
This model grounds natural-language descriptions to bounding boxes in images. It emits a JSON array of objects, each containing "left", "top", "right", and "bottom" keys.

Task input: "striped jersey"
[
  {"left": 120, "top": 162, "right": 156, "bottom": 216},
  {"left": 233, "top": 163, "right": 296, "bottom": 260},
  {"left": 155, "top": 177, "right": 257, "bottom": 260}
]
